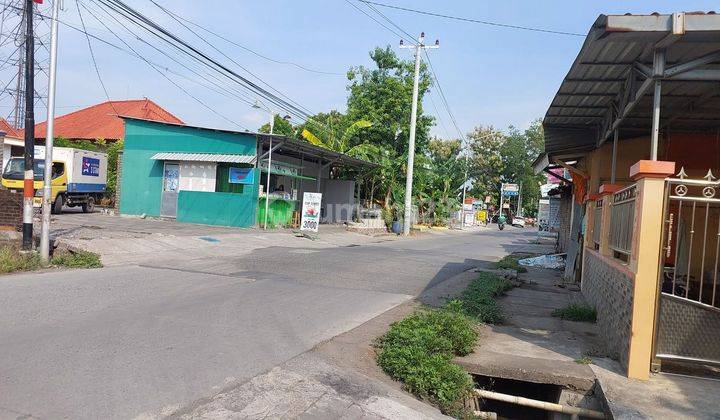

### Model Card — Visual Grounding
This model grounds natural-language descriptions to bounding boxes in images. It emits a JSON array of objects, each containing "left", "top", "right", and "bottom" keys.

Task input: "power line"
[
  {"left": 358, "top": 0, "right": 585, "bottom": 37},
  {"left": 146, "top": 2, "right": 344, "bottom": 77},
  {"left": 92, "top": 0, "right": 313, "bottom": 122},
  {"left": 343, "top": 0, "right": 414, "bottom": 44},
  {"left": 75, "top": 0, "right": 118, "bottom": 116},
  {"left": 77, "top": 1, "right": 249, "bottom": 130},
  {"left": 424, "top": 50, "right": 465, "bottom": 143},
  {"left": 362, "top": 1, "right": 416, "bottom": 41}
]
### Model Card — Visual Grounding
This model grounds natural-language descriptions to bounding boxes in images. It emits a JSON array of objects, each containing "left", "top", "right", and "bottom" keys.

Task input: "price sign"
[{"left": 300, "top": 192, "right": 322, "bottom": 232}]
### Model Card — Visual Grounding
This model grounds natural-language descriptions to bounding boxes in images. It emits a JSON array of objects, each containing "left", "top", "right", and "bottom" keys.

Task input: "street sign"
[
  {"left": 300, "top": 192, "right": 322, "bottom": 232},
  {"left": 503, "top": 183, "right": 519, "bottom": 192},
  {"left": 503, "top": 190, "right": 519, "bottom": 197}
]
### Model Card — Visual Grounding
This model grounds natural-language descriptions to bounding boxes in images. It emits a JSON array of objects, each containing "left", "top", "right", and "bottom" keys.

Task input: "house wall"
[
  {"left": 119, "top": 119, "right": 258, "bottom": 225},
  {"left": 0, "top": 187, "right": 21, "bottom": 229},
  {"left": 582, "top": 249, "right": 635, "bottom": 370},
  {"left": 177, "top": 191, "right": 256, "bottom": 227}
]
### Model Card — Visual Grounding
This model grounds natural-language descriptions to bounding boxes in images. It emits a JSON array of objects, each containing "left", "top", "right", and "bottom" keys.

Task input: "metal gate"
[{"left": 653, "top": 169, "right": 720, "bottom": 370}]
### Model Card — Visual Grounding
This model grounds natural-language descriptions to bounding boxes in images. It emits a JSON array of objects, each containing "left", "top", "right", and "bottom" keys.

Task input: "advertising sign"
[
  {"left": 300, "top": 192, "right": 322, "bottom": 232},
  {"left": 82, "top": 157, "right": 100, "bottom": 177},
  {"left": 228, "top": 167, "right": 254, "bottom": 184}
]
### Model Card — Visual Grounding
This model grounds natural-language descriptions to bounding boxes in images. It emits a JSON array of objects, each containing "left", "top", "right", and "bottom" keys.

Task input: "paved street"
[{"left": 0, "top": 226, "right": 537, "bottom": 419}]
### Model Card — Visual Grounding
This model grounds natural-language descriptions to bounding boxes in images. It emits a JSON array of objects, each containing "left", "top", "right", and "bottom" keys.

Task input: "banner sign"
[
  {"left": 228, "top": 167, "right": 254, "bottom": 184},
  {"left": 300, "top": 192, "right": 322, "bottom": 232},
  {"left": 82, "top": 157, "right": 100, "bottom": 177}
]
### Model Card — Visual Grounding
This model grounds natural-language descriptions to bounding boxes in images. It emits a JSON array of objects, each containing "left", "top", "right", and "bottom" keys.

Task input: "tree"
[
  {"left": 258, "top": 114, "right": 294, "bottom": 137},
  {"left": 467, "top": 126, "right": 505, "bottom": 205},
  {"left": 344, "top": 46, "right": 434, "bottom": 218},
  {"left": 500, "top": 120, "right": 545, "bottom": 216},
  {"left": 301, "top": 118, "right": 377, "bottom": 161}
]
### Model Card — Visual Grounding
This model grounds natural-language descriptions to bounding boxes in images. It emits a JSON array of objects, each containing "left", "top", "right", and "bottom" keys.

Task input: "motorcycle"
[{"left": 497, "top": 215, "right": 506, "bottom": 230}]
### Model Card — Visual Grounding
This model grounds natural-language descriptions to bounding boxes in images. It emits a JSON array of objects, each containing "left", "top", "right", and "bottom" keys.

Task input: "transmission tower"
[{"left": 0, "top": 0, "right": 51, "bottom": 129}]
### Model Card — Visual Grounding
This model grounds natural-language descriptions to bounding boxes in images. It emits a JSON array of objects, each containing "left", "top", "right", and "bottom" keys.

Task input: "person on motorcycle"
[{"left": 497, "top": 213, "right": 507, "bottom": 230}]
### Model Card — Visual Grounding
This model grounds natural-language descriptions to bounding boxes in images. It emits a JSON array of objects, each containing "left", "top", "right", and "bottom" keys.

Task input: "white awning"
[{"left": 150, "top": 152, "right": 256, "bottom": 164}]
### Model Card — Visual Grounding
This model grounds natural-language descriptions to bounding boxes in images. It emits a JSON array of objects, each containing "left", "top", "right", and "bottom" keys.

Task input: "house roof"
[
  {"left": 0, "top": 118, "right": 22, "bottom": 139},
  {"left": 30, "top": 99, "right": 183, "bottom": 141},
  {"left": 122, "top": 116, "right": 378, "bottom": 170},
  {"left": 542, "top": 12, "right": 720, "bottom": 159}
]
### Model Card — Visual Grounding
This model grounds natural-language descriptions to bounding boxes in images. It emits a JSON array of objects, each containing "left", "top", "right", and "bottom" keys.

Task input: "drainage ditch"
[{"left": 470, "top": 374, "right": 607, "bottom": 419}]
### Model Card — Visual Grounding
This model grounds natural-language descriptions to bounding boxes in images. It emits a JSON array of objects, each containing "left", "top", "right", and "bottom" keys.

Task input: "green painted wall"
[
  {"left": 177, "top": 189, "right": 257, "bottom": 227},
  {"left": 119, "top": 119, "right": 258, "bottom": 219}
]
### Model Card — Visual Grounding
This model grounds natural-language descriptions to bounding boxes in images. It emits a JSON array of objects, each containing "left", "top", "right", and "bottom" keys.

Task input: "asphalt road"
[{"left": 0, "top": 227, "right": 537, "bottom": 420}]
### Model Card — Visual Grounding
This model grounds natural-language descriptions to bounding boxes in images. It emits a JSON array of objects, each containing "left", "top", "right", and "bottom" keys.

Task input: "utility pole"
[
  {"left": 21, "top": 0, "right": 35, "bottom": 251},
  {"left": 40, "top": 0, "right": 60, "bottom": 263},
  {"left": 399, "top": 32, "right": 438, "bottom": 236}
]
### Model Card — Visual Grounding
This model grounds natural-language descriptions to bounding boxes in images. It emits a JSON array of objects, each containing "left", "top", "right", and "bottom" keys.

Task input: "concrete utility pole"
[
  {"left": 40, "top": 0, "right": 60, "bottom": 262},
  {"left": 21, "top": 0, "right": 35, "bottom": 250},
  {"left": 399, "top": 33, "right": 438, "bottom": 236}
]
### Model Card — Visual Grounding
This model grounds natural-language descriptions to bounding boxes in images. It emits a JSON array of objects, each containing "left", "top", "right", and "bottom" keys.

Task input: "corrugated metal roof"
[
  {"left": 543, "top": 12, "right": 720, "bottom": 158},
  {"left": 150, "top": 152, "right": 256, "bottom": 164}
]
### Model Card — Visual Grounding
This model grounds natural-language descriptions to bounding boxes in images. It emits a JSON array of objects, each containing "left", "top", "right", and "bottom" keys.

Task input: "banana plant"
[{"left": 301, "top": 119, "right": 377, "bottom": 159}]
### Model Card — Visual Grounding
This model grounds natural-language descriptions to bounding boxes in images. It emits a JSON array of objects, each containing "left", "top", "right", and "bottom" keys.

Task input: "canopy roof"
[
  {"left": 150, "top": 152, "right": 256, "bottom": 164},
  {"left": 257, "top": 134, "right": 378, "bottom": 169},
  {"left": 543, "top": 12, "right": 720, "bottom": 159}
]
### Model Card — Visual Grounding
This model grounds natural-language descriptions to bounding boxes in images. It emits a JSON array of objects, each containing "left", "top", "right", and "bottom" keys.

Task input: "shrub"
[
  {"left": 0, "top": 245, "right": 42, "bottom": 274},
  {"left": 51, "top": 250, "right": 103, "bottom": 269},
  {"left": 551, "top": 303, "right": 597, "bottom": 323},
  {"left": 376, "top": 304, "right": 478, "bottom": 415},
  {"left": 459, "top": 272, "right": 513, "bottom": 324}
]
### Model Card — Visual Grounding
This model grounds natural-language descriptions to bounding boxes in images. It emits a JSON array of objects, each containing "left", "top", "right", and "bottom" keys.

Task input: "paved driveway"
[{"left": 2, "top": 215, "right": 539, "bottom": 419}]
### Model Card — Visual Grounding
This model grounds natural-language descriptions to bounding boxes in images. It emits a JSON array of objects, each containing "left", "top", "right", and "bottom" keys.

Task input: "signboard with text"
[
  {"left": 82, "top": 157, "right": 100, "bottom": 177},
  {"left": 228, "top": 167, "right": 254, "bottom": 184},
  {"left": 300, "top": 192, "right": 322, "bottom": 232}
]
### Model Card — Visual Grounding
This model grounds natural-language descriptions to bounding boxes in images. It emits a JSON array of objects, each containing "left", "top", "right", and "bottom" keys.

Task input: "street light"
[{"left": 253, "top": 99, "right": 291, "bottom": 230}]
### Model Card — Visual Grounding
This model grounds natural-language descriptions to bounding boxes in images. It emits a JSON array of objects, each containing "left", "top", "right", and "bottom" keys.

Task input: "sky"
[{"left": 2, "top": 0, "right": 718, "bottom": 137}]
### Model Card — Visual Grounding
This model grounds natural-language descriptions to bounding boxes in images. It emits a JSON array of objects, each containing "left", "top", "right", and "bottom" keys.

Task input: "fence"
[{"left": 609, "top": 184, "right": 637, "bottom": 258}]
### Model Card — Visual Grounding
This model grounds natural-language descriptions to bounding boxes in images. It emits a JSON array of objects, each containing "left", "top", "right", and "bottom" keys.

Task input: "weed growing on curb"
[
  {"left": 376, "top": 301, "right": 478, "bottom": 416},
  {"left": 552, "top": 303, "right": 597, "bottom": 323},
  {"left": 0, "top": 245, "right": 42, "bottom": 274},
  {"left": 51, "top": 249, "right": 103, "bottom": 269},
  {"left": 492, "top": 255, "right": 528, "bottom": 273},
  {"left": 459, "top": 272, "right": 513, "bottom": 324}
]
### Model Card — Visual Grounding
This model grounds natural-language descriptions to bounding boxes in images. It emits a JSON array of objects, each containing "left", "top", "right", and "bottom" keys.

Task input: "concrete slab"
[{"left": 591, "top": 357, "right": 720, "bottom": 419}]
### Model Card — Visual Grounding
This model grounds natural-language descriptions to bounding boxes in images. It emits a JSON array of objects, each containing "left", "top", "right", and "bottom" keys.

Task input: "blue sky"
[{"left": 6, "top": 0, "right": 720, "bottom": 136}]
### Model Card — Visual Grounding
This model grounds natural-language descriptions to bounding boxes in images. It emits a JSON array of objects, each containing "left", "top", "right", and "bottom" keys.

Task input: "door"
[{"left": 161, "top": 162, "right": 180, "bottom": 217}]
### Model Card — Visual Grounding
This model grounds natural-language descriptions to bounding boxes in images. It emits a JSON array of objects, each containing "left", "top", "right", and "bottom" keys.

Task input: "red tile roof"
[
  {"left": 31, "top": 99, "right": 183, "bottom": 141},
  {"left": 0, "top": 118, "right": 22, "bottom": 139}
]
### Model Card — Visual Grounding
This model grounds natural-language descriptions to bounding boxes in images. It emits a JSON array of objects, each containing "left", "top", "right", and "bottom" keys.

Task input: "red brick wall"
[{"left": 0, "top": 187, "right": 22, "bottom": 229}]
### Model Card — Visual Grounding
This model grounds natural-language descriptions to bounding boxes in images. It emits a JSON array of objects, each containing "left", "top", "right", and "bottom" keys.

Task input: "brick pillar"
[{"left": 626, "top": 160, "right": 675, "bottom": 380}]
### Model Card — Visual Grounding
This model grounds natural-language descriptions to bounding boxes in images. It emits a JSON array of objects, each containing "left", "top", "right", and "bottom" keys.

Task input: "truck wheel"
[
  {"left": 82, "top": 196, "right": 95, "bottom": 213},
  {"left": 52, "top": 195, "right": 63, "bottom": 214}
]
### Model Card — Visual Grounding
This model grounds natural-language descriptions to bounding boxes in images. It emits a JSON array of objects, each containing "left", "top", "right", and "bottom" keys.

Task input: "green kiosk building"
[{"left": 118, "top": 117, "right": 373, "bottom": 228}]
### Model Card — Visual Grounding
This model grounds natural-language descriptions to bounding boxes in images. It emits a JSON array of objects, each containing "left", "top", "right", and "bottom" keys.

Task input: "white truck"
[{"left": 1, "top": 147, "right": 108, "bottom": 213}]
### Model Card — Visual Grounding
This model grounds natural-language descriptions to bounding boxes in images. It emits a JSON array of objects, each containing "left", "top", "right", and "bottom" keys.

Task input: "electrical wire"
[
  {"left": 343, "top": 0, "right": 414, "bottom": 45},
  {"left": 75, "top": 0, "right": 119, "bottom": 116},
  {"left": 357, "top": 0, "right": 585, "bottom": 37},
  {"left": 145, "top": 1, "right": 344, "bottom": 77},
  {"left": 77, "top": 1, "right": 249, "bottom": 130},
  {"left": 93, "top": 0, "right": 313, "bottom": 122}
]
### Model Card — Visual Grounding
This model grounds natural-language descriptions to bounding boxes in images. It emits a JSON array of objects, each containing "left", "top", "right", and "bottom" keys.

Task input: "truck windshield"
[{"left": 2, "top": 158, "right": 46, "bottom": 180}]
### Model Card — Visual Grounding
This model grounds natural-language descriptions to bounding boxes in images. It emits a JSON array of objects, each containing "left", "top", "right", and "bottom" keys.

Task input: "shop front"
[{"left": 119, "top": 118, "right": 375, "bottom": 229}]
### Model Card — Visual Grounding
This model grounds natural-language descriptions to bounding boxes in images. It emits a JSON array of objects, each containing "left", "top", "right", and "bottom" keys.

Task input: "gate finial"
[
  {"left": 676, "top": 167, "right": 688, "bottom": 179},
  {"left": 705, "top": 169, "right": 717, "bottom": 182}
]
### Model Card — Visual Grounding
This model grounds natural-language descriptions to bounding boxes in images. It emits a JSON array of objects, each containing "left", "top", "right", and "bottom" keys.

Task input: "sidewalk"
[
  {"left": 456, "top": 261, "right": 720, "bottom": 419},
  {"left": 49, "top": 212, "right": 453, "bottom": 267}
]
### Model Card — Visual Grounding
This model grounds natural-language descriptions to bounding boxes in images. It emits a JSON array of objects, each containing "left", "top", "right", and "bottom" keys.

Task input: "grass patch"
[
  {"left": 0, "top": 245, "right": 42, "bottom": 274},
  {"left": 51, "top": 249, "right": 103, "bottom": 269},
  {"left": 459, "top": 272, "right": 513, "bottom": 324},
  {"left": 575, "top": 355, "right": 593, "bottom": 365},
  {"left": 492, "top": 254, "right": 528, "bottom": 273},
  {"left": 376, "top": 301, "right": 478, "bottom": 416},
  {"left": 551, "top": 303, "right": 597, "bottom": 323}
]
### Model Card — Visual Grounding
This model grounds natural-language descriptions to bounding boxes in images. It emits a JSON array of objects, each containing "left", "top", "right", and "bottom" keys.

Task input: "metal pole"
[
  {"left": 21, "top": 0, "right": 34, "bottom": 250},
  {"left": 518, "top": 182, "right": 523, "bottom": 217},
  {"left": 263, "top": 114, "right": 274, "bottom": 230},
  {"left": 499, "top": 183, "right": 504, "bottom": 222},
  {"left": 651, "top": 49, "right": 665, "bottom": 161},
  {"left": 461, "top": 149, "right": 468, "bottom": 228},
  {"left": 40, "top": 0, "right": 60, "bottom": 263},
  {"left": 611, "top": 128, "right": 619, "bottom": 184},
  {"left": 402, "top": 33, "right": 423, "bottom": 236}
]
